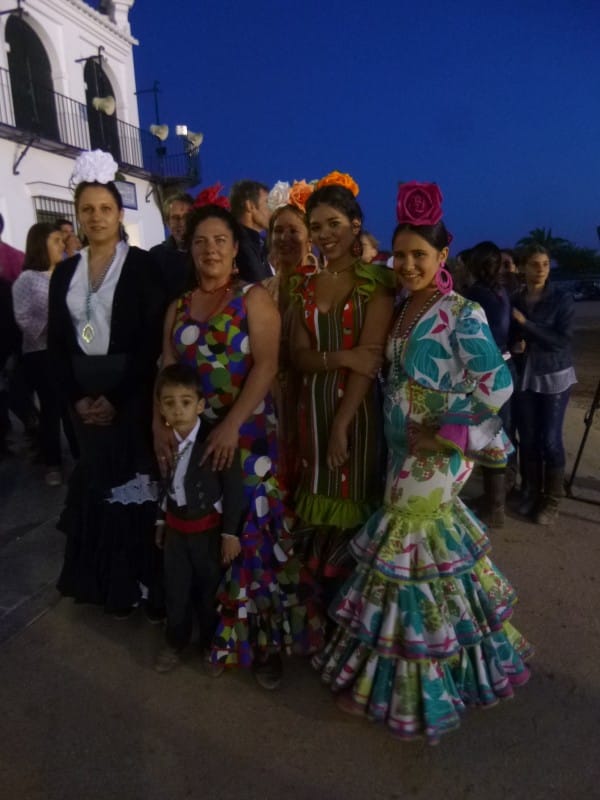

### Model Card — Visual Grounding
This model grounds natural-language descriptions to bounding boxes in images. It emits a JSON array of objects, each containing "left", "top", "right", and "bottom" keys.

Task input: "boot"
[
  {"left": 517, "top": 460, "right": 542, "bottom": 518},
  {"left": 536, "top": 468, "right": 565, "bottom": 526},
  {"left": 480, "top": 469, "right": 505, "bottom": 528}
]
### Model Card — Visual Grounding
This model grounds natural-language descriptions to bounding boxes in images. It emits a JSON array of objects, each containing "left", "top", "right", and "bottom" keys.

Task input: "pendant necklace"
[
  {"left": 322, "top": 261, "right": 356, "bottom": 279},
  {"left": 81, "top": 249, "right": 118, "bottom": 344}
]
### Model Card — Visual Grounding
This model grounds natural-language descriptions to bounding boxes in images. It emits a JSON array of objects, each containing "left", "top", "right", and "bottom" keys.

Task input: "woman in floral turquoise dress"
[
  {"left": 314, "top": 182, "right": 533, "bottom": 743},
  {"left": 155, "top": 202, "right": 322, "bottom": 689}
]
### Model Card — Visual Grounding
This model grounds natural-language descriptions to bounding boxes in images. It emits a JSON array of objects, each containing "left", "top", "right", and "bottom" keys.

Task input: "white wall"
[{"left": 0, "top": 0, "right": 164, "bottom": 250}]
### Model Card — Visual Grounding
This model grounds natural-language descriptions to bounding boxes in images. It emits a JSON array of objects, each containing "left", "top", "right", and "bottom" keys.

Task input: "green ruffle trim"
[
  {"left": 288, "top": 260, "right": 395, "bottom": 309},
  {"left": 295, "top": 491, "right": 374, "bottom": 529}
]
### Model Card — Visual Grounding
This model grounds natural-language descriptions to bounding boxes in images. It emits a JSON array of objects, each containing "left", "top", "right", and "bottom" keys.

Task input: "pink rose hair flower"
[
  {"left": 193, "top": 182, "right": 230, "bottom": 210},
  {"left": 396, "top": 181, "right": 443, "bottom": 226}
]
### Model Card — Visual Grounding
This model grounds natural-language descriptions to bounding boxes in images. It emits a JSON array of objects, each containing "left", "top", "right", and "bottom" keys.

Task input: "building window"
[
  {"left": 33, "top": 197, "right": 76, "bottom": 227},
  {"left": 84, "top": 59, "right": 121, "bottom": 162},
  {"left": 5, "top": 15, "right": 59, "bottom": 141}
]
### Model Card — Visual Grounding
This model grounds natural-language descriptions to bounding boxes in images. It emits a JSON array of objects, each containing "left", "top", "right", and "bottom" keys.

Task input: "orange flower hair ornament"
[
  {"left": 267, "top": 179, "right": 316, "bottom": 213},
  {"left": 316, "top": 170, "right": 359, "bottom": 196}
]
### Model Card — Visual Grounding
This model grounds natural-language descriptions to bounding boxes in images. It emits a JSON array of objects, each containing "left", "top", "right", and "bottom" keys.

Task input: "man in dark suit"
[
  {"left": 229, "top": 180, "right": 272, "bottom": 282},
  {"left": 150, "top": 192, "right": 194, "bottom": 303}
]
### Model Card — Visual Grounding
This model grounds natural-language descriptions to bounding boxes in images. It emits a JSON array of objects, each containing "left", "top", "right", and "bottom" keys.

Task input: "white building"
[{"left": 0, "top": 0, "right": 199, "bottom": 251}]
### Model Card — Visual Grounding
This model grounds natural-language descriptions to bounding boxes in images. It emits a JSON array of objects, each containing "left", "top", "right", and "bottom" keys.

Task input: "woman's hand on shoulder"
[
  {"left": 200, "top": 418, "right": 240, "bottom": 471},
  {"left": 153, "top": 416, "right": 177, "bottom": 476}
]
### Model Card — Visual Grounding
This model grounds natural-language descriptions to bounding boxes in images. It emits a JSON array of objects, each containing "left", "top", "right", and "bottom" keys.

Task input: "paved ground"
[{"left": 0, "top": 302, "right": 599, "bottom": 800}]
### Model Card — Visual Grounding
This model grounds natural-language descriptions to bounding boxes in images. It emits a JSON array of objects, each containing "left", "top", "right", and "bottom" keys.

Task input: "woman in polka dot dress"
[{"left": 155, "top": 204, "right": 322, "bottom": 688}]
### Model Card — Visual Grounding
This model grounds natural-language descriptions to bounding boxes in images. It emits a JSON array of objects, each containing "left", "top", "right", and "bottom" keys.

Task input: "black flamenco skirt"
[{"left": 56, "top": 355, "right": 162, "bottom": 612}]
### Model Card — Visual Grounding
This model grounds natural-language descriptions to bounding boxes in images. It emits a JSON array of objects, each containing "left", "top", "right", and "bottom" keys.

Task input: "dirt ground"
[{"left": 0, "top": 301, "right": 598, "bottom": 800}]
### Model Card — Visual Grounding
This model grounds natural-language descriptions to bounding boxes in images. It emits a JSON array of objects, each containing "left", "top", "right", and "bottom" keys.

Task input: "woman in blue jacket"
[{"left": 511, "top": 244, "right": 576, "bottom": 524}]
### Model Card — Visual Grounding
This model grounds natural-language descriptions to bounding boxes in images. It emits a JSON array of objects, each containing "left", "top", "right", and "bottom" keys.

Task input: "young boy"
[{"left": 154, "top": 363, "right": 246, "bottom": 674}]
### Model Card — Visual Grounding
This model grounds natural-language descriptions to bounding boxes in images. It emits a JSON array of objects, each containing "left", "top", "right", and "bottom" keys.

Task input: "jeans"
[{"left": 514, "top": 388, "right": 571, "bottom": 469}]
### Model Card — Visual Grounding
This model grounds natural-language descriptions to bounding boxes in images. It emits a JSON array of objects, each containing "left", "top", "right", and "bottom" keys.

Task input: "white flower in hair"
[
  {"left": 267, "top": 180, "right": 290, "bottom": 212},
  {"left": 71, "top": 149, "right": 119, "bottom": 186}
]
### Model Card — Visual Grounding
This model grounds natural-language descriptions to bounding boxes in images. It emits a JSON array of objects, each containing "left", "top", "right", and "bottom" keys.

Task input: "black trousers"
[{"left": 163, "top": 526, "right": 222, "bottom": 651}]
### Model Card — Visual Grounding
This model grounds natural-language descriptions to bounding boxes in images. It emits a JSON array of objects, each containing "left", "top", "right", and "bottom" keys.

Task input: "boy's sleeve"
[{"left": 219, "top": 451, "right": 248, "bottom": 538}]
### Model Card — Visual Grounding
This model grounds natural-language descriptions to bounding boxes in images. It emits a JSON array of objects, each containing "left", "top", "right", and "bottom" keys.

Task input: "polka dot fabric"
[{"left": 171, "top": 285, "right": 324, "bottom": 665}]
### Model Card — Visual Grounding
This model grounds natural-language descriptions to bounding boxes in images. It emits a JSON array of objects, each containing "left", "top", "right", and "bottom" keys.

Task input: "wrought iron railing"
[{"left": 0, "top": 67, "right": 199, "bottom": 183}]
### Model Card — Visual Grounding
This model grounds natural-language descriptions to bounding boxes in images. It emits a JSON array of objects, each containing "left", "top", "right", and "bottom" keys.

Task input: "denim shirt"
[{"left": 511, "top": 283, "right": 575, "bottom": 385}]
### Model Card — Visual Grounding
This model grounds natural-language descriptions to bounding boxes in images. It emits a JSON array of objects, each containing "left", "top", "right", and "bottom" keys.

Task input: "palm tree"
[{"left": 516, "top": 227, "right": 570, "bottom": 256}]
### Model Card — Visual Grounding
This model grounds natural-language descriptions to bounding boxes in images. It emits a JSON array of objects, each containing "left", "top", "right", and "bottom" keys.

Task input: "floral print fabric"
[{"left": 314, "top": 292, "right": 532, "bottom": 743}]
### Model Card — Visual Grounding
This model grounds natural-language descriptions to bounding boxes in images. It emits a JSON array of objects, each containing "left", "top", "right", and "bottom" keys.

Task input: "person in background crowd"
[
  {"left": 289, "top": 173, "right": 395, "bottom": 603},
  {"left": 315, "top": 181, "right": 530, "bottom": 744},
  {"left": 54, "top": 218, "right": 82, "bottom": 259},
  {"left": 500, "top": 248, "right": 521, "bottom": 294},
  {"left": 150, "top": 192, "right": 194, "bottom": 303},
  {"left": 0, "top": 213, "right": 24, "bottom": 284},
  {"left": 360, "top": 231, "right": 379, "bottom": 264},
  {"left": 229, "top": 180, "right": 272, "bottom": 282},
  {"left": 0, "top": 276, "right": 21, "bottom": 459},
  {"left": 511, "top": 244, "right": 576, "bottom": 525},
  {"left": 48, "top": 150, "right": 165, "bottom": 616},
  {"left": 0, "top": 212, "right": 39, "bottom": 446},
  {"left": 264, "top": 187, "right": 316, "bottom": 487},
  {"left": 12, "top": 223, "right": 79, "bottom": 485},
  {"left": 462, "top": 240, "right": 515, "bottom": 526}
]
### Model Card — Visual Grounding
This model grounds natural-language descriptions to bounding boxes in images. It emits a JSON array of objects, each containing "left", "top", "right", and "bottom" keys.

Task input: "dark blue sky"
[{"left": 129, "top": 0, "right": 600, "bottom": 253}]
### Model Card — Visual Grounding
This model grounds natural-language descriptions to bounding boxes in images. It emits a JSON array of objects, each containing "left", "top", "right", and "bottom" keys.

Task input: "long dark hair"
[
  {"left": 467, "top": 240, "right": 502, "bottom": 291},
  {"left": 23, "top": 223, "right": 55, "bottom": 271},
  {"left": 392, "top": 221, "right": 451, "bottom": 251}
]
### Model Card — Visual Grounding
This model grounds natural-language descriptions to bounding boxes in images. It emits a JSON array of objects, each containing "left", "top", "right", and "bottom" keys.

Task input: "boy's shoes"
[
  {"left": 203, "top": 651, "right": 225, "bottom": 678},
  {"left": 144, "top": 603, "right": 166, "bottom": 625},
  {"left": 253, "top": 653, "right": 283, "bottom": 690},
  {"left": 154, "top": 646, "right": 181, "bottom": 673},
  {"left": 44, "top": 469, "right": 63, "bottom": 487}
]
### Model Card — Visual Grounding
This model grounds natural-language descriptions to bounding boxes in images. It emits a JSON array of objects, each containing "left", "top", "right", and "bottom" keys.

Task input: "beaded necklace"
[{"left": 391, "top": 290, "right": 441, "bottom": 376}]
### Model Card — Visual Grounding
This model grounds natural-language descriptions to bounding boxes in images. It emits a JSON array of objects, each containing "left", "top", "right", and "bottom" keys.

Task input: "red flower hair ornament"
[
  {"left": 396, "top": 181, "right": 443, "bottom": 226},
  {"left": 193, "top": 182, "right": 230, "bottom": 210}
]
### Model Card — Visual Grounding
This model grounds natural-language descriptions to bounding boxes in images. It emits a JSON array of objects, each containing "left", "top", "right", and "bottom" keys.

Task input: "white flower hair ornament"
[
  {"left": 267, "top": 180, "right": 290, "bottom": 212},
  {"left": 70, "top": 149, "right": 119, "bottom": 187}
]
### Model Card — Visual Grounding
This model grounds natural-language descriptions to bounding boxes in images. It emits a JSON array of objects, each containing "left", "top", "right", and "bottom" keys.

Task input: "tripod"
[{"left": 565, "top": 376, "right": 600, "bottom": 506}]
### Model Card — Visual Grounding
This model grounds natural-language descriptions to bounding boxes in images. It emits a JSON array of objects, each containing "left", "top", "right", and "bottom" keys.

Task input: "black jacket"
[
  {"left": 149, "top": 237, "right": 189, "bottom": 304},
  {"left": 162, "top": 420, "right": 247, "bottom": 537},
  {"left": 48, "top": 246, "right": 166, "bottom": 408},
  {"left": 236, "top": 226, "right": 271, "bottom": 283}
]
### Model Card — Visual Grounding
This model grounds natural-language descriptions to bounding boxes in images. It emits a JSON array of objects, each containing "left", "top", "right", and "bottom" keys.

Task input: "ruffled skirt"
[
  {"left": 211, "top": 478, "right": 325, "bottom": 667},
  {"left": 313, "top": 498, "right": 533, "bottom": 743}
]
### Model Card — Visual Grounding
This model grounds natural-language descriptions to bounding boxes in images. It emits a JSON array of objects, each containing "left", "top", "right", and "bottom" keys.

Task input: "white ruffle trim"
[{"left": 106, "top": 473, "right": 160, "bottom": 506}]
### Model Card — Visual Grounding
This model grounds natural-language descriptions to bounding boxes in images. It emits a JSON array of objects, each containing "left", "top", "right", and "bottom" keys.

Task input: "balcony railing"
[{"left": 0, "top": 67, "right": 200, "bottom": 185}]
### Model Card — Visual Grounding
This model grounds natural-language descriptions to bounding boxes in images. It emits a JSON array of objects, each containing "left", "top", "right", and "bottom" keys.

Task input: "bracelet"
[{"left": 322, "top": 350, "right": 328, "bottom": 371}]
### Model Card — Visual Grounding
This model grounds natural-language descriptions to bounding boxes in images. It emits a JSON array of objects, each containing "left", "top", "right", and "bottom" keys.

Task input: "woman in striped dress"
[{"left": 289, "top": 174, "right": 394, "bottom": 602}]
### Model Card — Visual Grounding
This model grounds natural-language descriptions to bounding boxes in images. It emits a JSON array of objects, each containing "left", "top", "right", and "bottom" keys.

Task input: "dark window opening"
[
  {"left": 84, "top": 59, "right": 121, "bottom": 162},
  {"left": 5, "top": 15, "right": 59, "bottom": 140}
]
